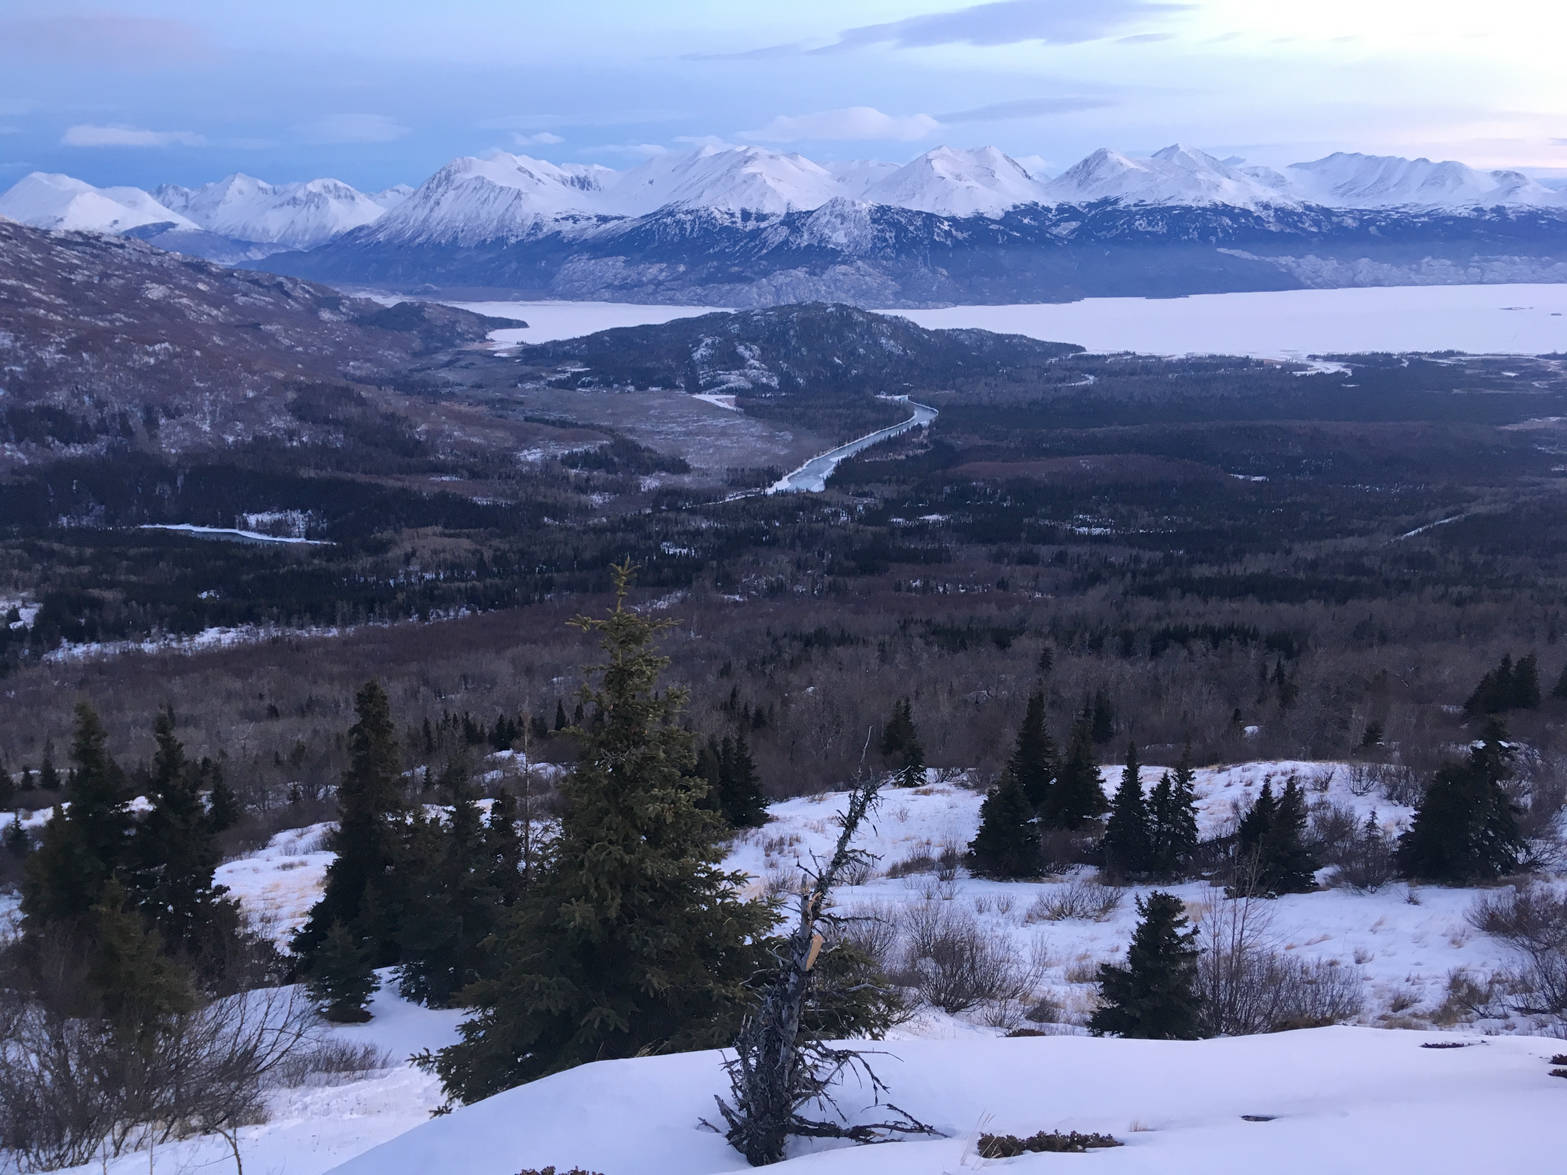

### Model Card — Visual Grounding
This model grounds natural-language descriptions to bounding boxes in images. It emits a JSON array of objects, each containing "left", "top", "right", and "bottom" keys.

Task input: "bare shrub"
[
  {"left": 1310, "top": 801, "right": 1397, "bottom": 892},
  {"left": 0, "top": 979, "right": 321, "bottom": 1171},
  {"left": 1467, "top": 886, "right": 1567, "bottom": 1028},
  {"left": 896, "top": 902, "right": 1045, "bottom": 1014},
  {"left": 1024, "top": 878, "right": 1123, "bottom": 923},
  {"left": 269, "top": 1037, "right": 390, "bottom": 1088},
  {"left": 884, "top": 849, "right": 938, "bottom": 879},
  {"left": 1194, "top": 893, "right": 1364, "bottom": 1035},
  {"left": 1372, "top": 763, "right": 1423, "bottom": 807},
  {"left": 1039, "top": 829, "right": 1098, "bottom": 875},
  {"left": 935, "top": 840, "right": 963, "bottom": 883},
  {"left": 837, "top": 855, "right": 875, "bottom": 887}
]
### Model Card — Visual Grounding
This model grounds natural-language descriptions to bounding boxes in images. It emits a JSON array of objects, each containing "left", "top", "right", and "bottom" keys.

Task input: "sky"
[{"left": 1, "top": 0, "right": 1564, "bottom": 191}]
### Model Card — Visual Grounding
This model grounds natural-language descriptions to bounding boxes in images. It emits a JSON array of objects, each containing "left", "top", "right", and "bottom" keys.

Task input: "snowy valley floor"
[{"left": 20, "top": 760, "right": 1566, "bottom": 1175}]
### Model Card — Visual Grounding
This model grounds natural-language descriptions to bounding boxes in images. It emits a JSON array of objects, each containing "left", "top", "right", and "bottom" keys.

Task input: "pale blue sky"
[{"left": 2, "top": 0, "right": 1563, "bottom": 189}]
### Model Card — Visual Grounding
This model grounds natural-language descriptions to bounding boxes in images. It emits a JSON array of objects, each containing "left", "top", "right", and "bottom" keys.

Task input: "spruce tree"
[
  {"left": 1398, "top": 726, "right": 1525, "bottom": 883},
  {"left": 1149, "top": 749, "right": 1200, "bottom": 880},
  {"left": 293, "top": 680, "right": 407, "bottom": 968},
  {"left": 1233, "top": 777, "right": 1316, "bottom": 895},
  {"left": 1101, "top": 743, "right": 1151, "bottom": 878},
  {"left": 1268, "top": 776, "right": 1317, "bottom": 893},
  {"left": 554, "top": 698, "right": 569, "bottom": 731},
  {"left": 1088, "top": 891, "right": 1202, "bottom": 1040},
  {"left": 87, "top": 878, "right": 198, "bottom": 1031},
  {"left": 1233, "top": 780, "right": 1278, "bottom": 892},
  {"left": 22, "top": 702, "right": 131, "bottom": 928},
  {"left": 4, "top": 815, "right": 27, "bottom": 859},
  {"left": 484, "top": 788, "right": 529, "bottom": 905},
  {"left": 1008, "top": 690, "right": 1056, "bottom": 810},
  {"left": 397, "top": 766, "right": 499, "bottom": 1007},
  {"left": 205, "top": 759, "right": 240, "bottom": 834},
  {"left": 38, "top": 745, "right": 60, "bottom": 795},
  {"left": 423, "top": 563, "right": 774, "bottom": 1103},
  {"left": 309, "top": 920, "right": 380, "bottom": 1023},
  {"left": 1513, "top": 654, "right": 1542, "bottom": 710},
  {"left": 132, "top": 708, "right": 239, "bottom": 966},
  {"left": 1041, "top": 717, "right": 1106, "bottom": 831},
  {"left": 880, "top": 698, "right": 926, "bottom": 788},
  {"left": 1553, "top": 660, "right": 1567, "bottom": 701},
  {"left": 717, "top": 731, "right": 768, "bottom": 829},
  {"left": 967, "top": 768, "right": 1042, "bottom": 879}
]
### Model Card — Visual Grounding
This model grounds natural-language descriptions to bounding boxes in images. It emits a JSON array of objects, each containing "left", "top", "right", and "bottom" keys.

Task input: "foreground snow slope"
[{"left": 328, "top": 1028, "right": 1564, "bottom": 1175}]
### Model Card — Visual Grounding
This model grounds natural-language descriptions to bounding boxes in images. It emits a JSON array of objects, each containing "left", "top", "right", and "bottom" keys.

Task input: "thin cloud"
[
  {"left": 589, "top": 143, "right": 671, "bottom": 158},
  {"left": 1118, "top": 32, "right": 1173, "bottom": 44},
  {"left": 0, "top": 14, "right": 215, "bottom": 66},
  {"left": 938, "top": 96, "right": 1117, "bottom": 122},
  {"left": 513, "top": 131, "right": 565, "bottom": 146},
  {"left": 822, "top": 0, "right": 1193, "bottom": 52},
  {"left": 299, "top": 113, "right": 410, "bottom": 144},
  {"left": 742, "top": 106, "right": 941, "bottom": 143},
  {"left": 62, "top": 124, "right": 205, "bottom": 148}
]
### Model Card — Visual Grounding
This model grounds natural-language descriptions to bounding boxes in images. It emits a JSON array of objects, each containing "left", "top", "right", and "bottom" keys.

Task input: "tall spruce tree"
[
  {"left": 205, "top": 758, "right": 240, "bottom": 834},
  {"left": 293, "top": 680, "right": 407, "bottom": 969},
  {"left": 1101, "top": 744, "right": 1151, "bottom": 878},
  {"left": 484, "top": 787, "right": 530, "bottom": 906},
  {"left": 1268, "top": 777, "right": 1317, "bottom": 893},
  {"left": 716, "top": 732, "right": 768, "bottom": 829},
  {"left": 422, "top": 563, "right": 774, "bottom": 1103},
  {"left": 87, "top": 878, "right": 198, "bottom": 1032},
  {"left": 397, "top": 766, "right": 499, "bottom": 1007},
  {"left": 880, "top": 698, "right": 926, "bottom": 788},
  {"left": 309, "top": 921, "right": 380, "bottom": 1023},
  {"left": 1148, "top": 749, "right": 1200, "bottom": 880},
  {"left": 1233, "top": 777, "right": 1316, "bottom": 895},
  {"left": 131, "top": 707, "right": 240, "bottom": 966},
  {"left": 1041, "top": 717, "right": 1106, "bottom": 831},
  {"left": 1513, "top": 654, "right": 1542, "bottom": 710},
  {"left": 22, "top": 702, "right": 130, "bottom": 929},
  {"left": 1398, "top": 726, "right": 1525, "bottom": 883},
  {"left": 1088, "top": 891, "right": 1202, "bottom": 1040},
  {"left": 1008, "top": 690, "right": 1056, "bottom": 810},
  {"left": 967, "top": 768, "right": 1042, "bottom": 879}
]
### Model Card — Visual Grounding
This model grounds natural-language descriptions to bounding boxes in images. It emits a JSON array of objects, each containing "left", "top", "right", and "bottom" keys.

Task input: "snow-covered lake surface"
[
  {"left": 894, "top": 284, "right": 1567, "bottom": 361},
  {"left": 446, "top": 298, "right": 726, "bottom": 347},
  {"left": 430, "top": 284, "right": 1567, "bottom": 359}
]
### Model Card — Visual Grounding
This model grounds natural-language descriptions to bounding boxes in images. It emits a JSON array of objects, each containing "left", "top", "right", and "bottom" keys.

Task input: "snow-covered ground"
[
  {"left": 894, "top": 283, "right": 1567, "bottom": 361},
  {"left": 327, "top": 1027, "right": 1566, "bottom": 1175},
  {"left": 16, "top": 757, "right": 1562, "bottom": 1175}
]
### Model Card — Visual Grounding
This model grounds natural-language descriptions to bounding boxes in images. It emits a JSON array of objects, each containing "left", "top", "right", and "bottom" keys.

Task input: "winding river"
[{"left": 768, "top": 398, "right": 939, "bottom": 494}]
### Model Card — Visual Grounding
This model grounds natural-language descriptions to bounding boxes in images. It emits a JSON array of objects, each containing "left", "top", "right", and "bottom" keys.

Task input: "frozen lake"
[{"left": 438, "top": 284, "right": 1567, "bottom": 360}]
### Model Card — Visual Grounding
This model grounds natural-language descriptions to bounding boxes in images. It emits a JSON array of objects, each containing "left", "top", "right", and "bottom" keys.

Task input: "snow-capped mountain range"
[
  {"left": 4, "top": 143, "right": 1560, "bottom": 248},
  {"left": 4, "top": 142, "right": 1565, "bottom": 306},
  {"left": 0, "top": 170, "right": 412, "bottom": 253}
]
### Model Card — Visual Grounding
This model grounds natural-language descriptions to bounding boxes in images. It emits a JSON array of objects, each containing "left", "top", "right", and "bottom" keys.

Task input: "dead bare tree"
[{"left": 709, "top": 766, "right": 940, "bottom": 1166}]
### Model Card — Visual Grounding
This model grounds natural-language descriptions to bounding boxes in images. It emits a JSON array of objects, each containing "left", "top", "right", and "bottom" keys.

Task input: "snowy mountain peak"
[
  {"left": 606, "top": 146, "right": 840, "bottom": 216},
  {"left": 0, "top": 172, "right": 196, "bottom": 233},
  {"left": 150, "top": 172, "right": 391, "bottom": 249},
  {"left": 1286, "top": 151, "right": 1563, "bottom": 209},
  {"left": 366, "top": 151, "right": 616, "bottom": 247},
  {"left": 1045, "top": 146, "right": 1295, "bottom": 209},
  {"left": 862, "top": 145, "right": 1046, "bottom": 217}
]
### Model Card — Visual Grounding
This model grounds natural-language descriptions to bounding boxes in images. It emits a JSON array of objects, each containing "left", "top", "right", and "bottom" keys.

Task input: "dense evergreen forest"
[{"left": 4, "top": 328, "right": 1567, "bottom": 809}]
